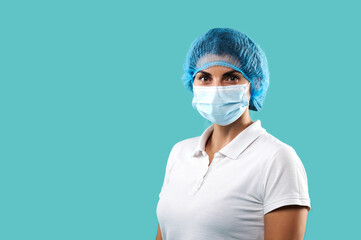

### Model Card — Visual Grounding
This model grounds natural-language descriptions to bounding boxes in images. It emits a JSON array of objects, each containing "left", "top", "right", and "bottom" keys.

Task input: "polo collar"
[{"left": 191, "top": 120, "right": 266, "bottom": 160}]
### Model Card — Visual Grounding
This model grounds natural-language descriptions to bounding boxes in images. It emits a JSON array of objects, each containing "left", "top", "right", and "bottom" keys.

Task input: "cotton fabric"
[{"left": 156, "top": 120, "right": 311, "bottom": 240}]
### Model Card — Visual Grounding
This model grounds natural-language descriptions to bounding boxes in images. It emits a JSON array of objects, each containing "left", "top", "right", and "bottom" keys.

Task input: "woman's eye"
[
  {"left": 199, "top": 76, "right": 210, "bottom": 81},
  {"left": 226, "top": 75, "right": 240, "bottom": 82},
  {"left": 197, "top": 74, "right": 240, "bottom": 82}
]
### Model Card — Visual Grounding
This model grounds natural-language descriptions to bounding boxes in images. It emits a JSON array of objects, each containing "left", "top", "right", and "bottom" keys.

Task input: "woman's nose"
[{"left": 210, "top": 79, "right": 223, "bottom": 86}]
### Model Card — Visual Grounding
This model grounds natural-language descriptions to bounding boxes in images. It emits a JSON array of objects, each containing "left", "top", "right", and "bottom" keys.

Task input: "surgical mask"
[{"left": 192, "top": 82, "right": 250, "bottom": 126}]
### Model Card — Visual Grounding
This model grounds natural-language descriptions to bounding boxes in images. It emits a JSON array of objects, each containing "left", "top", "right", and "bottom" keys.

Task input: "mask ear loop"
[{"left": 240, "top": 81, "right": 251, "bottom": 107}]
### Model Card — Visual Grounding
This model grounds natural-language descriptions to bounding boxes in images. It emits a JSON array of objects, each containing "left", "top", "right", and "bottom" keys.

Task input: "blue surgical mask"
[{"left": 192, "top": 82, "right": 250, "bottom": 126}]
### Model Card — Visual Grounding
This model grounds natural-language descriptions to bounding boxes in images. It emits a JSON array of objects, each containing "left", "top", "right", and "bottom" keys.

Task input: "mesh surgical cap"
[{"left": 181, "top": 28, "right": 270, "bottom": 111}]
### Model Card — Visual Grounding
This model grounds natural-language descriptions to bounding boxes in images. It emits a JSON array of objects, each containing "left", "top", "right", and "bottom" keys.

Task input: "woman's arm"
[
  {"left": 264, "top": 205, "right": 309, "bottom": 240},
  {"left": 156, "top": 223, "right": 163, "bottom": 240}
]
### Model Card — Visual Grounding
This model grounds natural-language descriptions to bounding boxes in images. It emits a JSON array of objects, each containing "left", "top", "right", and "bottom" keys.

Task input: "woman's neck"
[{"left": 207, "top": 111, "right": 254, "bottom": 152}]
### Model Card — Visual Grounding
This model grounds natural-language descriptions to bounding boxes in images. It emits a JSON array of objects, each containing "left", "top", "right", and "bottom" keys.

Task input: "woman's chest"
[
  {"left": 157, "top": 157, "right": 266, "bottom": 238},
  {"left": 164, "top": 156, "right": 264, "bottom": 211}
]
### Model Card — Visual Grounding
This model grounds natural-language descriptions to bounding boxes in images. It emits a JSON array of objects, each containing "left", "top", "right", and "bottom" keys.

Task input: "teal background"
[{"left": 0, "top": 0, "right": 360, "bottom": 239}]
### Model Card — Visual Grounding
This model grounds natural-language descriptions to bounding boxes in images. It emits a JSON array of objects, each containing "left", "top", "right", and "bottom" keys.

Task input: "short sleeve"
[
  {"left": 262, "top": 146, "right": 311, "bottom": 215},
  {"left": 158, "top": 143, "right": 178, "bottom": 199}
]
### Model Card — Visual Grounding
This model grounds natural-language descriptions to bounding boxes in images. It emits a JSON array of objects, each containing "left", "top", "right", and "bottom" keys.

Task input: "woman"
[{"left": 155, "top": 28, "right": 311, "bottom": 240}]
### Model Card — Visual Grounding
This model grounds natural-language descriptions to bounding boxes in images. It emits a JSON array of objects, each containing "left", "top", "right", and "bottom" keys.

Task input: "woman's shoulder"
[
  {"left": 256, "top": 132, "right": 306, "bottom": 179},
  {"left": 257, "top": 130, "right": 297, "bottom": 156}
]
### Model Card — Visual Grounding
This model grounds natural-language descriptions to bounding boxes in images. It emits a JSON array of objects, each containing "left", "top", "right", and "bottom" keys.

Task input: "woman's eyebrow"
[{"left": 198, "top": 70, "right": 240, "bottom": 76}]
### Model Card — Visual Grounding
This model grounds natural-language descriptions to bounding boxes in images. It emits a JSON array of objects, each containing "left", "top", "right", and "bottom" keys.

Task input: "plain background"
[{"left": 1, "top": 0, "right": 360, "bottom": 239}]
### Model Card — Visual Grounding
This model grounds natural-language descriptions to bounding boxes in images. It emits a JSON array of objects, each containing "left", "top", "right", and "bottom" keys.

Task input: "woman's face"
[{"left": 193, "top": 65, "right": 251, "bottom": 100}]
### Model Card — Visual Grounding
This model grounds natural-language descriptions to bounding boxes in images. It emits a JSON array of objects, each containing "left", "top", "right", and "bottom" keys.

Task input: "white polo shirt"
[{"left": 156, "top": 120, "right": 311, "bottom": 240}]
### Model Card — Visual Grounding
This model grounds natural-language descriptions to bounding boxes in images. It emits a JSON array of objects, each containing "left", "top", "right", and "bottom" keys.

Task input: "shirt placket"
[{"left": 188, "top": 151, "right": 222, "bottom": 195}]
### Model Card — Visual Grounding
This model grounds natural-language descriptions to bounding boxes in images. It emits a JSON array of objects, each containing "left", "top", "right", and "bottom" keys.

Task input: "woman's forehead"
[{"left": 196, "top": 65, "right": 241, "bottom": 75}]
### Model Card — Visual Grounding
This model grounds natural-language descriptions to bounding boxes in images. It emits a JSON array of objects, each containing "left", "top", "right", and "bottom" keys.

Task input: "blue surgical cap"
[{"left": 181, "top": 28, "right": 270, "bottom": 111}]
